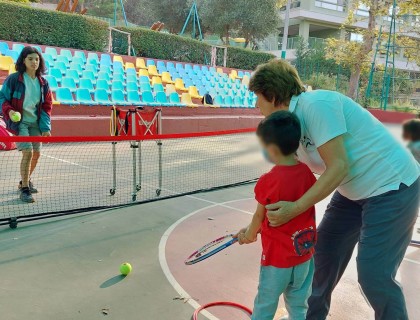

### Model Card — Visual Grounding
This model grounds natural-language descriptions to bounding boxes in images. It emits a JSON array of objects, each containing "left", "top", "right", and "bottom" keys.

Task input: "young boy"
[
  {"left": 402, "top": 119, "right": 420, "bottom": 163},
  {"left": 236, "top": 111, "right": 317, "bottom": 320}
]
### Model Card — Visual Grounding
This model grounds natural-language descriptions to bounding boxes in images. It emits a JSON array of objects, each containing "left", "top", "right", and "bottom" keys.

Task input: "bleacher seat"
[
  {"left": 126, "top": 81, "right": 138, "bottom": 92},
  {"left": 97, "top": 72, "right": 111, "bottom": 82},
  {"left": 151, "top": 76, "right": 162, "bottom": 86},
  {"left": 66, "top": 69, "right": 80, "bottom": 84},
  {"left": 87, "top": 52, "right": 99, "bottom": 64},
  {"left": 54, "top": 61, "right": 67, "bottom": 75},
  {"left": 49, "top": 68, "right": 63, "bottom": 83},
  {"left": 96, "top": 79, "right": 111, "bottom": 94},
  {"left": 0, "top": 56, "right": 12, "bottom": 71},
  {"left": 141, "top": 91, "right": 156, "bottom": 106},
  {"left": 139, "top": 76, "right": 150, "bottom": 84},
  {"left": 113, "top": 73, "right": 125, "bottom": 83},
  {"left": 82, "top": 70, "right": 96, "bottom": 83},
  {"left": 140, "top": 83, "right": 152, "bottom": 92},
  {"left": 136, "top": 58, "right": 147, "bottom": 69},
  {"left": 94, "top": 89, "right": 112, "bottom": 105},
  {"left": 167, "top": 62, "right": 175, "bottom": 70},
  {"left": 45, "top": 47, "right": 58, "bottom": 59},
  {"left": 175, "top": 78, "right": 188, "bottom": 92},
  {"left": 5, "top": 50, "right": 19, "bottom": 63},
  {"left": 153, "top": 84, "right": 164, "bottom": 93},
  {"left": 213, "top": 95, "right": 224, "bottom": 107},
  {"left": 74, "top": 51, "right": 86, "bottom": 63},
  {"left": 76, "top": 88, "right": 97, "bottom": 105},
  {"left": 12, "top": 43, "right": 24, "bottom": 54},
  {"left": 112, "top": 81, "right": 125, "bottom": 92},
  {"left": 224, "top": 96, "right": 233, "bottom": 107},
  {"left": 146, "top": 59, "right": 155, "bottom": 67},
  {"left": 126, "top": 68, "right": 137, "bottom": 76},
  {"left": 113, "top": 61, "right": 124, "bottom": 71},
  {"left": 44, "top": 75, "right": 59, "bottom": 92},
  {"left": 125, "top": 62, "right": 135, "bottom": 70},
  {"left": 127, "top": 90, "right": 142, "bottom": 105},
  {"left": 100, "top": 54, "right": 112, "bottom": 66},
  {"left": 79, "top": 78, "right": 95, "bottom": 93},
  {"left": 181, "top": 93, "right": 196, "bottom": 107},
  {"left": 85, "top": 64, "right": 97, "bottom": 73},
  {"left": 138, "top": 69, "right": 149, "bottom": 77},
  {"left": 155, "top": 91, "right": 169, "bottom": 106},
  {"left": 161, "top": 72, "right": 174, "bottom": 84},
  {"left": 233, "top": 96, "right": 243, "bottom": 107},
  {"left": 56, "top": 87, "right": 78, "bottom": 105},
  {"left": 113, "top": 55, "right": 124, "bottom": 64},
  {"left": 165, "top": 84, "right": 176, "bottom": 96},
  {"left": 69, "top": 63, "right": 83, "bottom": 75},
  {"left": 148, "top": 65, "right": 159, "bottom": 77},
  {"left": 188, "top": 86, "right": 202, "bottom": 99},
  {"left": 61, "top": 77, "right": 77, "bottom": 93},
  {"left": 169, "top": 92, "right": 184, "bottom": 107},
  {"left": 112, "top": 90, "right": 129, "bottom": 106},
  {"left": 126, "top": 74, "right": 138, "bottom": 83},
  {"left": 0, "top": 41, "right": 9, "bottom": 55},
  {"left": 60, "top": 49, "right": 73, "bottom": 62}
]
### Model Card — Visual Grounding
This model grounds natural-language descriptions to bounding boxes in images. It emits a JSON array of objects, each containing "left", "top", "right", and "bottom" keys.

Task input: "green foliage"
[
  {"left": 0, "top": 1, "right": 108, "bottom": 51},
  {"left": 149, "top": 0, "right": 191, "bottom": 33},
  {"left": 116, "top": 26, "right": 274, "bottom": 70}
]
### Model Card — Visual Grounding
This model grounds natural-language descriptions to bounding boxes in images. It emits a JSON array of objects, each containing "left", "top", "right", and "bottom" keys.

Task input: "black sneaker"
[
  {"left": 20, "top": 187, "right": 34, "bottom": 203},
  {"left": 18, "top": 181, "right": 38, "bottom": 194}
]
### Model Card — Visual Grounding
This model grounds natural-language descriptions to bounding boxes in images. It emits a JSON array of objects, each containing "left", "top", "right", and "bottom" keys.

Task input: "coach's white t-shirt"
[{"left": 290, "top": 90, "right": 419, "bottom": 200}]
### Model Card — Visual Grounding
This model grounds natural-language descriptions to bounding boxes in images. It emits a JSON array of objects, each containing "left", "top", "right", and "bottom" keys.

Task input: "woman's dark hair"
[
  {"left": 249, "top": 59, "right": 306, "bottom": 106},
  {"left": 403, "top": 119, "right": 420, "bottom": 141},
  {"left": 15, "top": 46, "right": 47, "bottom": 77},
  {"left": 257, "top": 110, "right": 301, "bottom": 156}
]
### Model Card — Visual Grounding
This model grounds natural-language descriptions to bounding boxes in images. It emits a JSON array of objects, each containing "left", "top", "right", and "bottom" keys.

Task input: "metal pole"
[
  {"left": 180, "top": 5, "right": 194, "bottom": 36},
  {"left": 281, "top": 0, "right": 292, "bottom": 59},
  {"left": 113, "top": 0, "right": 117, "bottom": 26}
]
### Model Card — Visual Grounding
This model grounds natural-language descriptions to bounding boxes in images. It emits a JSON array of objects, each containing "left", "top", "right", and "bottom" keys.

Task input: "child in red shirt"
[{"left": 236, "top": 111, "right": 316, "bottom": 320}]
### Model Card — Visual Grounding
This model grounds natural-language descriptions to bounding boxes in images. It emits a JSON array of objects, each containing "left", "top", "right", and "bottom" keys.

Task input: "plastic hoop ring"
[{"left": 193, "top": 301, "right": 252, "bottom": 319}]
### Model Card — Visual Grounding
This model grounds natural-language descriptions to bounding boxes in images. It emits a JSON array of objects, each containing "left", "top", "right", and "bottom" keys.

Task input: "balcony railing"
[
  {"left": 314, "top": 0, "right": 346, "bottom": 12},
  {"left": 286, "top": 37, "right": 326, "bottom": 50}
]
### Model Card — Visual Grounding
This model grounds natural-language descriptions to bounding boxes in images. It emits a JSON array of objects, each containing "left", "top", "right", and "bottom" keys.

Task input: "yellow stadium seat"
[
  {"left": 148, "top": 65, "right": 159, "bottom": 77},
  {"left": 174, "top": 78, "right": 188, "bottom": 92},
  {"left": 151, "top": 76, "right": 162, "bottom": 86},
  {"left": 52, "top": 94, "right": 60, "bottom": 105},
  {"left": 161, "top": 72, "right": 174, "bottom": 84},
  {"left": 0, "top": 56, "right": 14, "bottom": 71},
  {"left": 136, "top": 58, "right": 147, "bottom": 69},
  {"left": 230, "top": 70, "right": 238, "bottom": 79},
  {"left": 165, "top": 84, "right": 176, "bottom": 96},
  {"left": 188, "top": 86, "right": 202, "bottom": 99},
  {"left": 217, "top": 67, "right": 224, "bottom": 74},
  {"left": 125, "top": 62, "right": 135, "bottom": 70},
  {"left": 181, "top": 93, "right": 197, "bottom": 107},
  {"left": 8, "top": 64, "right": 15, "bottom": 75},
  {"left": 113, "top": 55, "right": 124, "bottom": 64},
  {"left": 242, "top": 75, "right": 250, "bottom": 86},
  {"left": 138, "top": 69, "right": 150, "bottom": 77}
]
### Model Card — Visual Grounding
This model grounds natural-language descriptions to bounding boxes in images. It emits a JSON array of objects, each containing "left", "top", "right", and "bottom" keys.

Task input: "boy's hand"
[
  {"left": 235, "top": 229, "right": 257, "bottom": 245},
  {"left": 42, "top": 131, "right": 51, "bottom": 137}
]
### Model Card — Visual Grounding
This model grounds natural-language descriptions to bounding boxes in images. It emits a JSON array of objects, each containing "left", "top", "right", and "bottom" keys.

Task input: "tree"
[
  {"left": 325, "top": 0, "right": 419, "bottom": 100},
  {"left": 149, "top": 0, "right": 191, "bottom": 33}
]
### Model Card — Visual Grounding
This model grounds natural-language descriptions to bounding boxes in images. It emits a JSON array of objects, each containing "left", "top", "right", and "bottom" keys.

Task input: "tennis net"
[{"left": 0, "top": 129, "right": 270, "bottom": 227}]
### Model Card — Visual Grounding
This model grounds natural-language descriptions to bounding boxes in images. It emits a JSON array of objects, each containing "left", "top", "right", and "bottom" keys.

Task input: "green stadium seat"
[
  {"left": 49, "top": 68, "right": 63, "bottom": 83},
  {"left": 153, "top": 84, "right": 164, "bottom": 93},
  {"left": 76, "top": 88, "right": 97, "bottom": 105},
  {"left": 126, "top": 81, "right": 138, "bottom": 92},
  {"left": 79, "top": 78, "right": 95, "bottom": 94},
  {"left": 45, "top": 47, "right": 58, "bottom": 60},
  {"left": 94, "top": 89, "right": 112, "bottom": 105},
  {"left": 169, "top": 92, "right": 185, "bottom": 107},
  {"left": 74, "top": 51, "right": 86, "bottom": 63},
  {"left": 61, "top": 77, "right": 77, "bottom": 93},
  {"left": 111, "top": 81, "right": 125, "bottom": 92},
  {"left": 56, "top": 87, "right": 78, "bottom": 105},
  {"left": 127, "top": 91, "right": 142, "bottom": 105},
  {"left": 96, "top": 79, "right": 111, "bottom": 94},
  {"left": 66, "top": 69, "right": 80, "bottom": 84},
  {"left": 141, "top": 91, "right": 156, "bottom": 106},
  {"left": 60, "top": 49, "right": 73, "bottom": 62},
  {"left": 0, "top": 41, "right": 9, "bottom": 55},
  {"left": 112, "top": 90, "right": 130, "bottom": 106},
  {"left": 44, "top": 75, "right": 59, "bottom": 92}
]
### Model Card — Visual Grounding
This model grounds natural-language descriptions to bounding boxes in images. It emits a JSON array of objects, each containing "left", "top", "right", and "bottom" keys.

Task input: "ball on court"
[
  {"left": 119, "top": 262, "right": 132, "bottom": 275},
  {"left": 11, "top": 112, "right": 21, "bottom": 122}
]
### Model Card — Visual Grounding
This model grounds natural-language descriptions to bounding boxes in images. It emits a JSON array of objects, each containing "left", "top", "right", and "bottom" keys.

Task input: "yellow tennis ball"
[
  {"left": 119, "top": 262, "right": 132, "bottom": 276},
  {"left": 11, "top": 112, "right": 21, "bottom": 122}
]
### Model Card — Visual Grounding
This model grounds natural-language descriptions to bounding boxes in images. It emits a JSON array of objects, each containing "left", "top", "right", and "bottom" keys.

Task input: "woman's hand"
[
  {"left": 266, "top": 201, "right": 302, "bottom": 227},
  {"left": 42, "top": 131, "right": 51, "bottom": 137}
]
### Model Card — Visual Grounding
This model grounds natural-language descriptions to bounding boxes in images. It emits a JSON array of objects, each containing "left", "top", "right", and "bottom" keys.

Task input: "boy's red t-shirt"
[{"left": 254, "top": 162, "right": 317, "bottom": 268}]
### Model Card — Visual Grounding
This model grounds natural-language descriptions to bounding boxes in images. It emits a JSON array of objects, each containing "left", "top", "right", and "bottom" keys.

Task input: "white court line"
[
  {"left": 403, "top": 258, "right": 420, "bottom": 265},
  {"left": 42, "top": 154, "right": 90, "bottom": 169},
  {"left": 158, "top": 198, "right": 254, "bottom": 320}
]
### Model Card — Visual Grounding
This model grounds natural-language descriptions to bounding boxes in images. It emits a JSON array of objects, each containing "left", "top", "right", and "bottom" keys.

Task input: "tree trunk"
[{"left": 346, "top": 0, "right": 377, "bottom": 99}]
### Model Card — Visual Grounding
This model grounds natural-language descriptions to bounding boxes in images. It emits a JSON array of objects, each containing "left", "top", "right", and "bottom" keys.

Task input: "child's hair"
[
  {"left": 402, "top": 119, "right": 420, "bottom": 141},
  {"left": 15, "top": 46, "right": 47, "bottom": 77},
  {"left": 257, "top": 110, "right": 301, "bottom": 156}
]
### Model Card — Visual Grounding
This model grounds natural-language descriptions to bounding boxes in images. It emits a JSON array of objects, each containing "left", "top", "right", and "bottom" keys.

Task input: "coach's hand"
[
  {"left": 266, "top": 201, "right": 301, "bottom": 227},
  {"left": 42, "top": 131, "right": 51, "bottom": 137}
]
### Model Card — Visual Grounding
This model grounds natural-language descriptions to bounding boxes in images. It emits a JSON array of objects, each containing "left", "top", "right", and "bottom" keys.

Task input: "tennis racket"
[{"left": 185, "top": 234, "right": 238, "bottom": 265}]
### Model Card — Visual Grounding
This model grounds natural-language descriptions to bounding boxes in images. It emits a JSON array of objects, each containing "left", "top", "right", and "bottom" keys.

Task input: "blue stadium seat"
[
  {"left": 233, "top": 96, "right": 244, "bottom": 107},
  {"left": 238, "top": 71, "right": 244, "bottom": 78},
  {"left": 201, "top": 66, "right": 209, "bottom": 73},
  {"left": 97, "top": 72, "right": 111, "bottom": 82},
  {"left": 153, "top": 84, "right": 164, "bottom": 93},
  {"left": 112, "top": 81, "right": 125, "bottom": 92},
  {"left": 176, "top": 63, "right": 184, "bottom": 71},
  {"left": 66, "top": 69, "right": 80, "bottom": 84},
  {"left": 157, "top": 65, "right": 167, "bottom": 74},
  {"left": 45, "top": 47, "right": 58, "bottom": 59},
  {"left": 214, "top": 95, "right": 224, "bottom": 107},
  {"left": 32, "top": 46, "right": 42, "bottom": 53},
  {"left": 69, "top": 63, "right": 83, "bottom": 76},
  {"left": 185, "top": 64, "right": 192, "bottom": 71},
  {"left": 94, "top": 89, "right": 112, "bottom": 105},
  {"left": 140, "top": 83, "right": 152, "bottom": 92},
  {"left": 100, "top": 54, "right": 112, "bottom": 66},
  {"left": 44, "top": 75, "right": 58, "bottom": 92},
  {"left": 139, "top": 76, "right": 150, "bottom": 84},
  {"left": 79, "top": 78, "right": 95, "bottom": 94},
  {"left": 82, "top": 70, "right": 96, "bottom": 83},
  {"left": 87, "top": 52, "right": 99, "bottom": 64},
  {"left": 56, "top": 56, "right": 69, "bottom": 68},
  {"left": 155, "top": 91, "right": 169, "bottom": 106},
  {"left": 85, "top": 64, "right": 98, "bottom": 73},
  {"left": 126, "top": 68, "right": 137, "bottom": 76},
  {"left": 126, "top": 81, "right": 138, "bottom": 92},
  {"left": 71, "top": 57, "right": 84, "bottom": 66},
  {"left": 53, "top": 62, "right": 66, "bottom": 76},
  {"left": 224, "top": 96, "right": 233, "bottom": 107},
  {"left": 96, "top": 79, "right": 111, "bottom": 94},
  {"left": 113, "top": 61, "right": 124, "bottom": 71},
  {"left": 113, "top": 73, "right": 125, "bottom": 83},
  {"left": 49, "top": 68, "right": 63, "bottom": 83},
  {"left": 157, "top": 61, "right": 165, "bottom": 69},
  {"left": 167, "top": 62, "right": 175, "bottom": 70},
  {"left": 60, "top": 49, "right": 73, "bottom": 62},
  {"left": 56, "top": 87, "right": 78, "bottom": 105},
  {"left": 193, "top": 65, "right": 201, "bottom": 73},
  {"left": 76, "top": 88, "right": 97, "bottom": 105},
  {"left": 99, "top": 64, "right": 112, "bottom": 73},
  {"left": 126, "top": 74, "right": 138, "bottom": 83},
  {"left": 12, "top": 43, "right": 24, "bottom": 54},
  {"left": 74, "top": 51, "right": 86, "bottom": 63},
  {"left": 5, "top": 50, "right": 19, "bottom": 63},
  {"left": 146, "top": 59, "right": 155, "bottom": 67},
  {"left": 112, "top": 90, "right": 130, "bottom": 106},
  {"left": 61, "top": 77, "right": 77, "bottom": 93},
  {"left": 141, "top": 91, "right": 156, "bottom": 106},
  {"left": 127, "top": 91, "right": 142, "bottom": 105},
  {"left": 169, "top": 92, "right": 185, "bottom": 107},
  {"left": 0, "top": 41, "right": 9, "bottom": 55}
]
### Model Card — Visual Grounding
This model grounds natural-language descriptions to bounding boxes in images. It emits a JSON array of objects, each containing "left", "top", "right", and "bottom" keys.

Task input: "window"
[
  {"left": 350, "top": 33, "right": 363, "bottom": 42},
  {"left": 315, "top": 0, "right": 346, "bottom": 12}
]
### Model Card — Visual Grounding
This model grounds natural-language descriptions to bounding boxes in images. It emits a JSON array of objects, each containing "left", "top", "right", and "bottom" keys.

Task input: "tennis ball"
[
  {"left": 11, "top": 112, "right": 21, "bottom": 123},
  {"left": 119, "top": 262, "right": 132, "bottom": 276}
]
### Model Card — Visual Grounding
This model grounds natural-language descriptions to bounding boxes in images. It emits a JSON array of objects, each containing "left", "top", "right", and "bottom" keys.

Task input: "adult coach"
[
  {"left": 0, "top": 46, "right": 52, "bottom": 203},
  {"left": 248, "top": 59, "right": 419, "bottom": 319}
]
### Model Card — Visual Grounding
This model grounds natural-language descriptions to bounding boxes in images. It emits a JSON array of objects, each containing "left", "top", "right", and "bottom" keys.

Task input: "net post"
[
  {"left": 130, "top": 110, "right": 138, "bottom": 201},
  {"left": 111, "top": 142, "right": 117, "bottom": 195},
  {"left": 138, "top": 140, "right": 142, "bottom": 192},
  {"left": 156, "top": 109, "right": 162, "bottom": 197}
]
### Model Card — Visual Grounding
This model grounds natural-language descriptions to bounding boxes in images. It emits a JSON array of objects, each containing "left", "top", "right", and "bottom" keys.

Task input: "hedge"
[
  {"left": 0, "top": 1, "right": 108, "bottom": 52},
  {"left": 117, "top": 27, "right": 275, "bottom": 70}
]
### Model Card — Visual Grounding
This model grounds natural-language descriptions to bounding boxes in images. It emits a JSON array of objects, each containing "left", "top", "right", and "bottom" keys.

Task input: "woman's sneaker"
[
  {"left": 20, "top": 187, "right": 34, "bottom": 203},
  {"left": 18, "top": 181, "right": 38, "bottom": 194}
]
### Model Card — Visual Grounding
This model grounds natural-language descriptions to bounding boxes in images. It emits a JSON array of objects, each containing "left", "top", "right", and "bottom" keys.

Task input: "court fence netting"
[{"left": 0, "top": 129, "right": 271, "bottom": 228}]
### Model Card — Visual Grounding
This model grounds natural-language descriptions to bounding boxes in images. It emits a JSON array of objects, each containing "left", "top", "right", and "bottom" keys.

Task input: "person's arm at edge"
[
  {"left": 234, "top": 203, "right": 266, "bottom": 245},
  {"left": 267, "top": 135, "right": 349, "bottom": 227}
]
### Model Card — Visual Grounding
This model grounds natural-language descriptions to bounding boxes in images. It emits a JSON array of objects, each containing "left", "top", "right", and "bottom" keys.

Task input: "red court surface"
[{"left": 162, "top": 197, "right": 419, "bottom": 320}]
